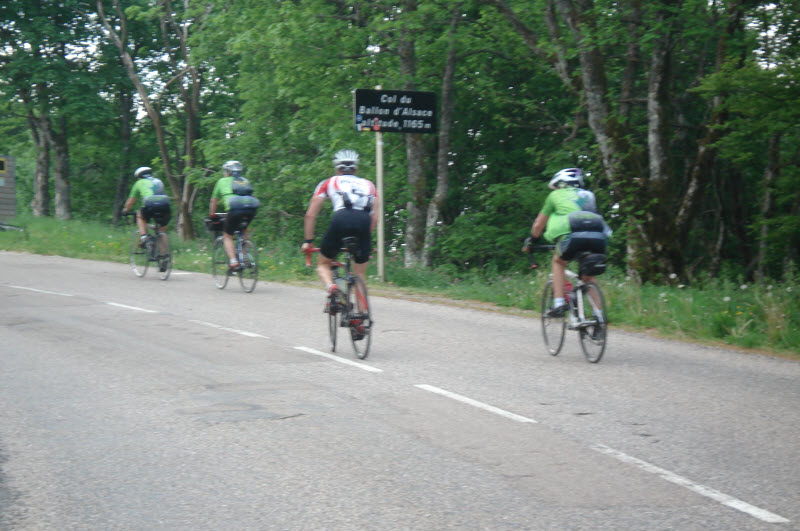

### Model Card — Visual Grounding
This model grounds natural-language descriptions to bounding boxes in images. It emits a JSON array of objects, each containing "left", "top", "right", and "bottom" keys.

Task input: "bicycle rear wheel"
[
  {"left": 211, "top": 237, "right": 229, "bottom": 289},
  {"left": 541, "top": 279, "right": 566, "bottom": 356},
  {"left": 238, "top": 239, "right": 258, "bottom": 293},
  {"left": 156, "top": 232, "right": 172, "bottom": 280},
  {"left": 347, "top": 275, "right": 372, "bottom": 359},
  {"left": 578, "top": 282, "right": 607, "bottom": 363},
  {"left": 130, "top": 229, "right": 149, "bottom": 277}
]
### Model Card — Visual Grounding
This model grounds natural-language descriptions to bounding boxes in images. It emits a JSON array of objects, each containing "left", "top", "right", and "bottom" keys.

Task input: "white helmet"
[
  {"left": 333, "top": 149, "right": 359, "bottom": 172},
  {"left": 548, "top": 167, "right": 584, "bottom": 190},
  {"left": 222, "top": 160, "right": 243, "bottom": 176},
  {"left": 134, "top": 166, "right": 152, "bottom": 179}
]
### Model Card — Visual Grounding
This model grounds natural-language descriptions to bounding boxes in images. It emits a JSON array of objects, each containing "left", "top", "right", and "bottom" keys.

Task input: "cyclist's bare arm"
[{"left": 531, "top": 213, "right": 547, "bottom": 239}]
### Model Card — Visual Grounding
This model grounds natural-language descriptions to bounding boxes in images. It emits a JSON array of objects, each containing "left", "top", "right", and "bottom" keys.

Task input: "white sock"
[{"left": 554, "top": 297, "right": 565, "bottom": 307}]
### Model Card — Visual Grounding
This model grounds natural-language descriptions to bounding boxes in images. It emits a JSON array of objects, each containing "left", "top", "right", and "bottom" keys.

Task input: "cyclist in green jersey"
[
  {"left": 208, "top": 161, "right": 260, "bottom": 271},
  {"left": 528, "top": 168, "right": 608, "bottom": 317},
  {"left": 122, "top": 166, "right": 171, "bottom": 247}
]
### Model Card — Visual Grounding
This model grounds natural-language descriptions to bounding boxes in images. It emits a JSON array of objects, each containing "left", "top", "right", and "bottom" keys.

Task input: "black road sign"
[{"left": 354, "top": 89, "right": 436, "bottom": 134}]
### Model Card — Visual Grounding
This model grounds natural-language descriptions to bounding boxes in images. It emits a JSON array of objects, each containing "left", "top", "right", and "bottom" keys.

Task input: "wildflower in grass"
[
  {"left": 723, "top": 296, "right": 731, "bottom": 302},
  {"left": 787, "top": 287, "right": 793, "bottom": 293},
  {"left": 669, "top": 273, "right": 677, "bottom": 279},
  {"left": 740, "top": 284, "right": 748, "bottom": 290},
  {"left": 678, "top": 284, "right": 685, "bottom": 289}
]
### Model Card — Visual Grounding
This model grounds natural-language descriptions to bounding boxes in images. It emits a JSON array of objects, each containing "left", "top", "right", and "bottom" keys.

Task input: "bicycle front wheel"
[
  {"left": 238, "top": 240, "right": 258, "bottom": 293},
  {"left": 541, "top": 279, "right": 566, "bottom": 356},
  {"left": 347, "top": 275, "right": 372, "bottom": 359},
  {"left": 578, "top": 282, "right": 607, "bottom": 363},
  {"left": 130, "top": 229, "right": 149, "bottom": 277},
  {"left": 211, "top": 237, "right": 229, "bottom": 289},
  {"left": 156, "top": 232, "right": 172, "bottom": 281}
]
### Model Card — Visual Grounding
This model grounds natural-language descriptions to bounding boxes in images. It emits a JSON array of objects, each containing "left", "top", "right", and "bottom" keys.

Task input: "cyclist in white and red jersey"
[{"left": 301, "top": 149, "right": 379, "bottom": 296}]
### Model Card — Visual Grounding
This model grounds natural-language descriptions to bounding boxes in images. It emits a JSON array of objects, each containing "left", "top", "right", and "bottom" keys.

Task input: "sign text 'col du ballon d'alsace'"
[{"left": 354, "top": 89, "right": 436, "bottom": 134}]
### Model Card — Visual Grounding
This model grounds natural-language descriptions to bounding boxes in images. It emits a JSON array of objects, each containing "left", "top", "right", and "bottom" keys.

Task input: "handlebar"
[{"left": 522, "top": 236, "right": 555, "bottom": 269}]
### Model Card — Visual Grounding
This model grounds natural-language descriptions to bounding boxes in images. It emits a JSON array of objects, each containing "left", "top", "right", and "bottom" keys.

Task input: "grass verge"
[{"left": 1, "top": 215, "right": 798, "bottom": 360}]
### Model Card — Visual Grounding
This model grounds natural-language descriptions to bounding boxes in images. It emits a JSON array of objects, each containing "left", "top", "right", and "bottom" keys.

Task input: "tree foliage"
[{"left": 1, "top": 0, "right": 797, "bottom": 284}]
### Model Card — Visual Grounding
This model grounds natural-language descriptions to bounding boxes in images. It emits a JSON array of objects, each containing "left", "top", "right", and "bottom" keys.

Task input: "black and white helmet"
[
  {"left": 222, "top": 160, "right": 243, "bottom": 177},
  {"left": 333, "top": 149, "right": 359, "bottom": 172},
  {"left": 134, "top": 166, "right": 153, "bottom": 179},
  {"left": 548, "top": 168, "right": 584, "bottom": 190}
]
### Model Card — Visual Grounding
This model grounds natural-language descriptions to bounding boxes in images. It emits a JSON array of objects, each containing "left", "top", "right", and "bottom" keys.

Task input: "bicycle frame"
[
  {"left": 124, "top": 211, "right": 172, "bottom": 280},
  {"left": 529, "top": 243, "right": 607, "bottom": 362},
  {"left": 208, "top": 213, "right": 258, "bottom": 292},
  {"left": 303, "top": 240, "right": 373, "bottom": 359}
]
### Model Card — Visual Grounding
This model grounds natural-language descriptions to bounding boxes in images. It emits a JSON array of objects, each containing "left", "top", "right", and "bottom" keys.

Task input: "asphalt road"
[{"left": 1, "top": 251, "right": 798, "bottom": 530}]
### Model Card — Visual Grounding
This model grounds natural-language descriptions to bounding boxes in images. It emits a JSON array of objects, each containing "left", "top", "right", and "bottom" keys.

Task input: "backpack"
[{"left": 231, "top": 176, "right": 254, "bottom": 196}]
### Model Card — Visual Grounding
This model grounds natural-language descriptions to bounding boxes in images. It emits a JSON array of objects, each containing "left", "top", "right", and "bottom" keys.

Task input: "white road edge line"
[
  {"left": 189, "top": 320, "right": 268, "bottom": 339},
  {"left": 415, "top": 384, "right": 537, "bottom": 424},
  {"left": 293, "top": 346, "right": 383, "bottom": 373},
  {"left": 105, "top": 302, "right": 159, "bottom": 313},
  {"left": 9, "top": 285, "right": 74, "bottom": 297},
  {"left": 591, "top": 444, "right": 790, "bottom": 524}
]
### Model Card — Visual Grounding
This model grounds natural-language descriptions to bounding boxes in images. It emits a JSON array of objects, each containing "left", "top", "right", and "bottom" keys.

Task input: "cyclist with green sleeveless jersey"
[
  {"left": 208, "top": 160, "right": 260, "bottom": 271},
  {"left": 122, "top": 166, "right": 171, "bottom": 245},
  {"left": 528, "top": 168, "right": 609, "bottom": 317}
]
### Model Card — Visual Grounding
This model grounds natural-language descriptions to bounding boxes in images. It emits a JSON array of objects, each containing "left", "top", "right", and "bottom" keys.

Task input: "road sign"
[{"left": 354, "top": 89, "right": 436, "bottom": 134}]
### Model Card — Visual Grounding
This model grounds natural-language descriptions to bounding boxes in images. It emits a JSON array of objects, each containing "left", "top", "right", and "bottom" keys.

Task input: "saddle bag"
[{"left": 579, "top": 253, "right": 607, "bottom": 276}]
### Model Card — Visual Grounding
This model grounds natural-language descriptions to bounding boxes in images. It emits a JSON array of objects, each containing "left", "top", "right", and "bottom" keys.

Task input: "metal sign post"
[
  {"left": 354, "top": 87, "right": 437, "bottom": 283},
  {"left": 376, "top": 129, "right": 385, "bottom": 281}
]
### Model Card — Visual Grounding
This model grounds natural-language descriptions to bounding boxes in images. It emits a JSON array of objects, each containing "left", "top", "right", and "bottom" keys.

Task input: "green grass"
[{"left": 2, "top": 215, "right": 798, "bottom": 359}]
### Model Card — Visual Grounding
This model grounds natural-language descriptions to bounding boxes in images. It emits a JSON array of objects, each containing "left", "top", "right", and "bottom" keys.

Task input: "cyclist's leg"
[
  {"left": 221, "top": 213, "right": 239, "bottom": 266},
  {"left": 156, "top": 225, "right": 168, "bottom": 253},
  {"left": 351, "top": 260, "right": 368, "bottom": 312},
  {"left": 348, "top": 210, "right": 372, "bottom": 289},
  {"left": 316, "top": 253, "right": 336, "bottom": 288},
  {"left": 136, "top": 208, "right": 149, "bottom": 237},
  {"left": 551, "top": 253, "right": 568, "bottom": 300},
  {"left": 319, "top": 214, "right": 346, "bottom": 291}
]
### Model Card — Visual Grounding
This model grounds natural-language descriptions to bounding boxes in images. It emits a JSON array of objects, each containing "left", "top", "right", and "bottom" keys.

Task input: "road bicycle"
[
  {"left": 206, "top": 213, "right": 258, "bottom": 293},
  {"left": 124, "top": 212, "right": 172, "bottom": 280},
  {"left": 529, "top": 244, "right": 607, "bottom": 363},
  {"left": 304, "top": 236, "right": 373, "bottom": 359}
]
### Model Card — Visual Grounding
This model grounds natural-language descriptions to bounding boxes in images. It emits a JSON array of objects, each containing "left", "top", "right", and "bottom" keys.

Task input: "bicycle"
[
  {"left": 206, "top": 213, "right": 258, "bottom": 293},
  {"left": 124, "top": 211, "right": 172, "bottom": 280},
  {"left": 304, "top": 236, "right": 373, "bottom": 359},
  {"left": 529, "top": 244, "right": 607, "bottom": 363}
]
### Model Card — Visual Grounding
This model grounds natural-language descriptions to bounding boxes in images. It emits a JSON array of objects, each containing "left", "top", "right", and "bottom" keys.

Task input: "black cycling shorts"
[
  {"left": 320, "top": 209, "right": 371, "bottom": 264},
  {"left": 224, "top": 206, "right": 257, "bottom": 235},
  {"left": 557, "top": 231, "right": 607, "bottom": 261},
  {"left": 141, "top": 195, "right": 171, "bottom": 226}
]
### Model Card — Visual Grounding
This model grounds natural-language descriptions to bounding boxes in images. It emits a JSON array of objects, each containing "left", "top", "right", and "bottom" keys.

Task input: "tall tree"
[
  {"left": 96, "top": 0, "right": 209, "bottom": 239},
  {"left": 0, "top": 0, "right": 101, "bottom": 219},
  {"left": 489, "top": 0, "right": 769, "bottom": 281}
]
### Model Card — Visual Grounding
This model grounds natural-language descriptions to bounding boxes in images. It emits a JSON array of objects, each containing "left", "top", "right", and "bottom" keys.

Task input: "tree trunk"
[
  {"left": 397, "top": 0, "right": 428, "bottom": 267},
  {"left": 755, "top": 134, "right": 780, "bottom": 283},
  {"left": 50, "top": 115, "right": 71, "bottom": 220},
  {"left": 422, "top": 8, "right": 460, "bottom": 267},
  {"left": 28, "top": 113, "right": 50, "bottom": 217},
  {"left": 405, "top": 133, "right": 427, "bottom": 267},
  {"left": 112, "top": 87, "right": 133, "bottom": 223}
]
